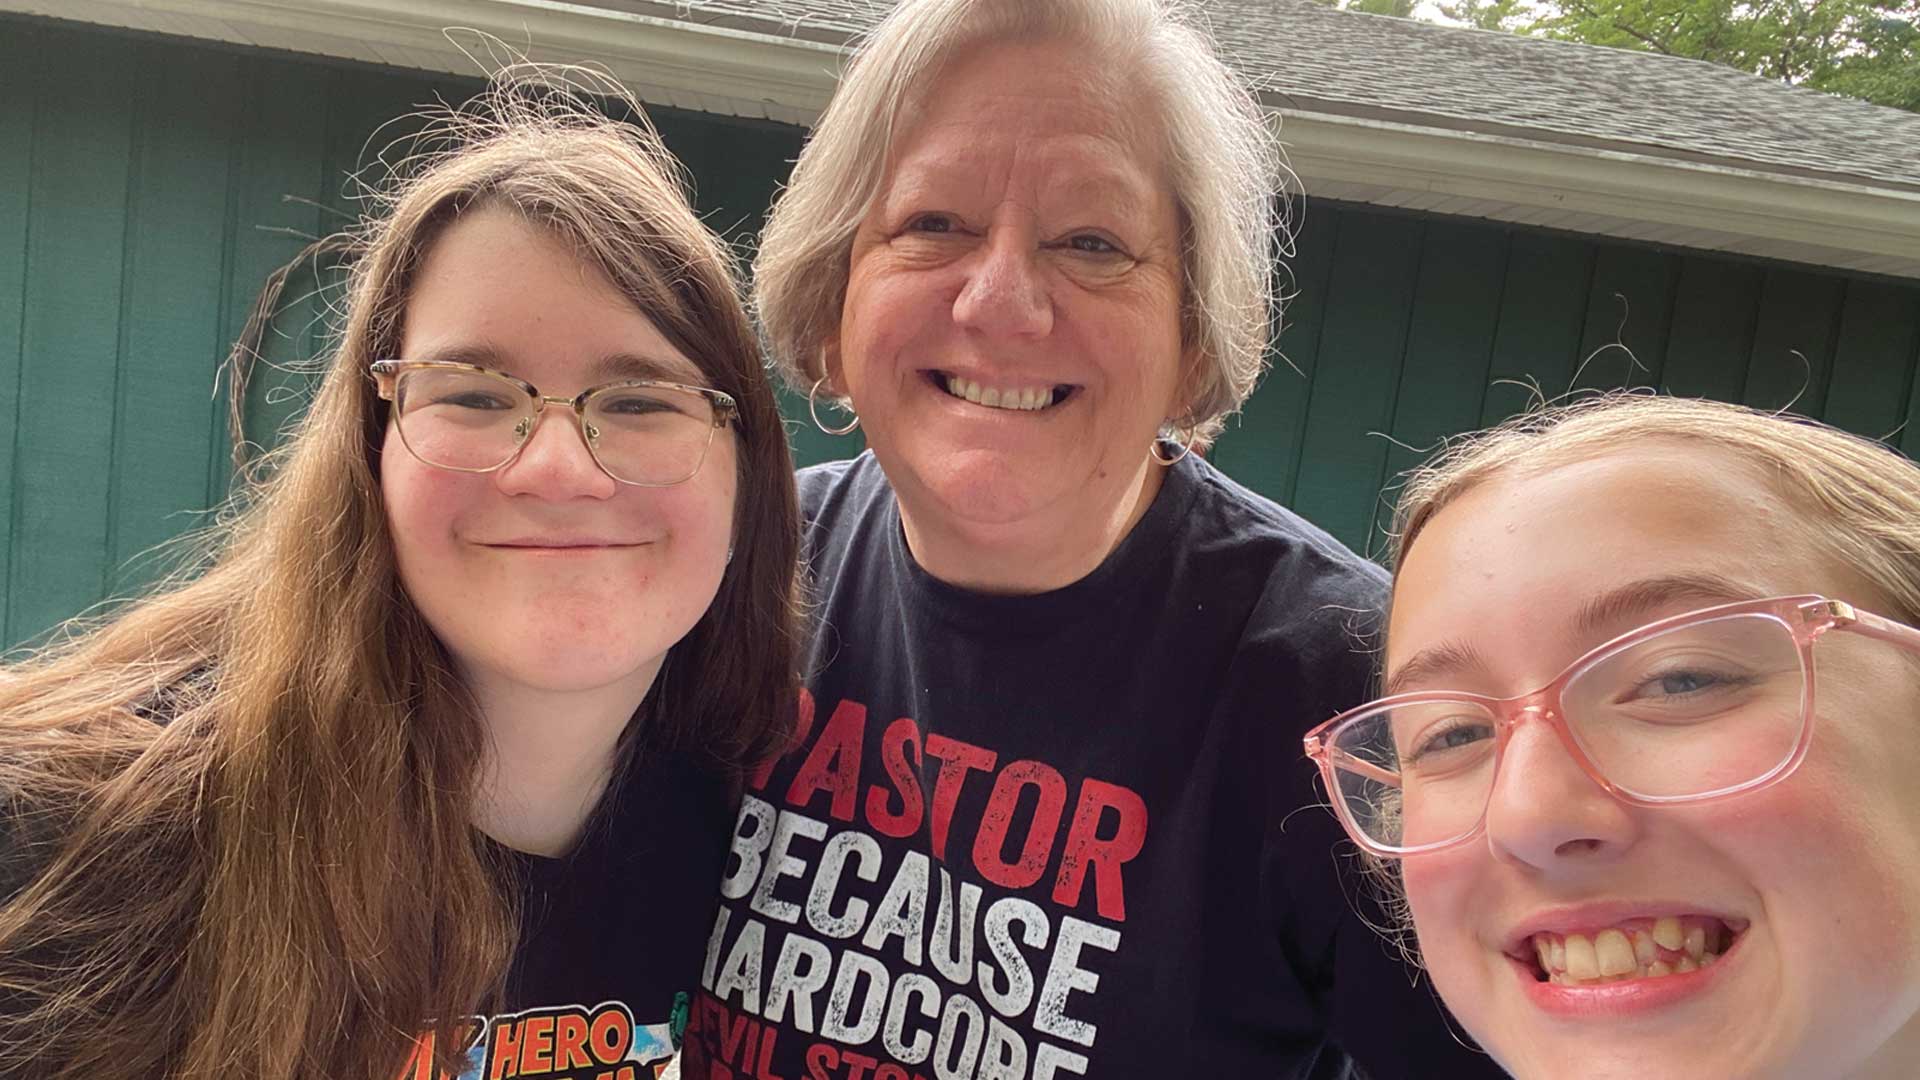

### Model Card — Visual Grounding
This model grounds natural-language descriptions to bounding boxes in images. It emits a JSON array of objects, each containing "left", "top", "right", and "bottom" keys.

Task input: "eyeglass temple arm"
[
  {"left": 1824, "top": 599, "right": 1920, "bottom": 653},
  {"left": 1308, "top": 742, "right": 1404, "bottom": 789}
]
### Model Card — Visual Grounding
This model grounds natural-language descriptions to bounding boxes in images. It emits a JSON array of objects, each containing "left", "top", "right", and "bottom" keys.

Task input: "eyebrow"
[
  {"left": 407, "top": 344, "right": 700, "bottom": 385},
  {"left": 1571, "top": 573, "right": 1761, "bottom": 638},
  {"left": 588, "top": 352, "right": 702, "bottom": 384},
  {"left": 1381, "top": 639, "right": 1496, "bottom": 699},
  {"left": 1380, "top": 572, "right": 1764, "bottom": 698}
]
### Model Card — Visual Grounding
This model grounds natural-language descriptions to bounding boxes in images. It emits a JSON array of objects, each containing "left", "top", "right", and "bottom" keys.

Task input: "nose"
[
  {"left": 1482, "top": 710, "right": 1641, "bottom": 872},
  {"left": 493, "top": 405, "right": 618, "bottom": 500},
  {"left": 951, "top": 225, "right": 1053, "bottom": 338}
]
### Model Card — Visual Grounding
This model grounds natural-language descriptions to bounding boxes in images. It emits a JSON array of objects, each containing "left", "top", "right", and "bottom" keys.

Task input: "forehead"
[
  {"left": 1386, "top": 442, "right": 1869, "bottom": 675},
  {"left": 881, "top": 39, "right": 1170, "bottom": 209},
  {"left": 400, "top": 208, "right": 702, "bottom": 385}
]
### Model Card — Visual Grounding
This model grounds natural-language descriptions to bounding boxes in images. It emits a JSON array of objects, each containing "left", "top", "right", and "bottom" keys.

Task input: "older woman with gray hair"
[{"left": 687, "top": 0, "right": 1497, "bottom": 1076}]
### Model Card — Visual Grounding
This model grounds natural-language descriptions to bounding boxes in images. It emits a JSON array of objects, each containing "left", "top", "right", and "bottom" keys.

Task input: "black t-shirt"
[
  {"left": 0, "top": 727, "right": 733, "bottom": 1080},
  {"left": 410, "top": 744, "right": 735, "bottom": 1080},
  {"left": 681, "top": 453, "right": 1496, "bottom": 1080}
]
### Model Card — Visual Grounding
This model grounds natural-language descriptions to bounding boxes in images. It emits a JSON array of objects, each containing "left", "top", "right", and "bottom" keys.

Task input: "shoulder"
[
  {"left": 1179, "top": 458, "right": 1388, "bottom": 643},
  {"left": 796, "top": 454, "right": 886, "bottom": 523},
  {"left": 795, "top": 453, "right": 895, "bottom": 563}
]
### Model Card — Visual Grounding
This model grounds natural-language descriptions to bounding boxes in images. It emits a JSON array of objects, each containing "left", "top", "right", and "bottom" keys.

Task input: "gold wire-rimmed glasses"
[
  {"left": 1303, "top": 595, "right": 1920, "bottom": 858},
  {"left": 370, "top": 359, "right": 738, "bottom": 487}
]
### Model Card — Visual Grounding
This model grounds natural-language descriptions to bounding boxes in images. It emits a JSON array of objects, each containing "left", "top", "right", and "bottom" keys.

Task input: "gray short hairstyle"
[{"left": 753, "top": 0, "right": 1288, "bottom": 445}]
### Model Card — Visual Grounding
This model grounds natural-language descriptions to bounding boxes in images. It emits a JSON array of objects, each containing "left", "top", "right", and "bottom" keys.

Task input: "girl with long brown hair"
[{"left": 0, "top": 68, "right": 800, "bottom": 1079}]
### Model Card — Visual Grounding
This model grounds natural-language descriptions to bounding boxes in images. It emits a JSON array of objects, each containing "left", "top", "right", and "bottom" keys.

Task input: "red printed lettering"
[
  {"left": 923, "top": 733, "right": 997, "bottom": 861},
  {"left": 519, "top": 1015, "right": 555, "bottom": 1072},
  {"left": 588, "top": 1004, "right": 633, "bottom": 1065},
  {"left": 489, "top": 1021, "right": 522, "bottom": 1080},
  {"left": 973, "top": 760, "right": 1068, "bottom": 889},
  {"left": 865, "top": 717, "right": 924, "bottom": 838},
  {"left": 805, "top": 1042, "right": 839, "bottom": 1080},
  {"left": 785, "top": 699, "right": 867, "bottom": 822},
  {"left": 553, "top": 1011, "right": 592, "bottom": 1069},
  {"left": 1053, "top": 779, "right": 1149, "bottom": 921}
]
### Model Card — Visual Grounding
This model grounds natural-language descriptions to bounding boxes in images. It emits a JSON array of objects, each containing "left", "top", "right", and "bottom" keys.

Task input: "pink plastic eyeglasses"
[{"left": 1303, "top": 595, "right": 1920, "bottom": 858}]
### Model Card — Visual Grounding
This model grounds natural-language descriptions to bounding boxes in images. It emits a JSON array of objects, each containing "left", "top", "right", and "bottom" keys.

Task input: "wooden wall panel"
[
  {"left": 1480, "top": 233, "right": 1596, "bottom": 424},
  {"left": 1288, "top": 212, "right": 1422, "bottom": 550},
  {"left": 106, "top": 46, "right": 243, "bottom": 595},
  {"left": 0, "top": 26, "right": 33, "bottom": 640},
  {"left": 1374, "top": 221, "right": 1507, "bottom": 547},
  {"left": 1658, "top": 257, "right": 1762, "bottom": 402},
  {"left": 1825, "top": 282, "right": 1920, "bottom": 442},
  {"left": 8, "top": 33, "right": 135, "bottom": 644},
  {"left": 1742, "top": 268, "right": 1846, "bottom": 416},
  {"left": 1212, "top": 202, "right": 1339, "bottom": 506},
  {"left": 1572, "top": 246, "right": 1681, "bottom": 393}
]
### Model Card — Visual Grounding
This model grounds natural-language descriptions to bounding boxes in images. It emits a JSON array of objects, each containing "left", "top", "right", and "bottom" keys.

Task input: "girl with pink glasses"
[{"left": 1308, "top": 394, "right": 1920, "bottom": 1078}]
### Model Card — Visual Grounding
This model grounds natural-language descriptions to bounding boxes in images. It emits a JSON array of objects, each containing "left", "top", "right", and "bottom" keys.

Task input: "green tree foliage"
[
  {"left": 1529, "top": 0, "right": 1920, "bottom": 111},
  {"left": 1309, "top": 0, "right": 1920, "bottom": 112}
]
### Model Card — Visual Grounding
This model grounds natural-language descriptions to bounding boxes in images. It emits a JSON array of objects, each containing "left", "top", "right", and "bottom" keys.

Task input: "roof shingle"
[{"left": 614, "top": 0, "right": 1920, "bottom": 190}]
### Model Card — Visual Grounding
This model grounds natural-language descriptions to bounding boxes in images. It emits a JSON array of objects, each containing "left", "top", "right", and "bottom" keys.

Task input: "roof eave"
[{"left": 5, "top": 0, "right": 1916, "bottom": 280}]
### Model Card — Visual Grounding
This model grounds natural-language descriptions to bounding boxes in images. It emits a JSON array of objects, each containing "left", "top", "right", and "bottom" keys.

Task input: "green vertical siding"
[
  {"left": 7, "top": 17, "right": 1920, "bottom": 647},
  {"left": 0, "top": 24, "right": 33, "bottom": 641}
]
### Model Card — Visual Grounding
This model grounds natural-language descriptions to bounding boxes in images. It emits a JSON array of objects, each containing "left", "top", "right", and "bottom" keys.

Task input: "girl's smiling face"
[
  {"left": 1388, "top": 442, "right": 1920, "bottom": 1079},
  {"left": 380, "top": 207, "right": 738, "bottom": 710}
]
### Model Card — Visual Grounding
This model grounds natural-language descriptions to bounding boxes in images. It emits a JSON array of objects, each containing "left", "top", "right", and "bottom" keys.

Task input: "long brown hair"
[{"left": 0, "top": 67, "right": 800, "bottom": 1079}]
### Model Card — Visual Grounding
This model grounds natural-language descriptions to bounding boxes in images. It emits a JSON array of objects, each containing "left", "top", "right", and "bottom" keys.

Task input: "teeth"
[
  {"left": 1633, "top": 930, "right": 1658, "bottom": 965},
  {"left": 1653, "top": 916, "right": 1684, "bottom": 951},
  {"left": 1564, "top": 935, "right": 1600, "bottom": 980},
  {"left": 1528, "top": 916, "right": 1736, "bottom": 986},
  {"left": 1595, "top": 930, "right": 1637, "bottom": 977},
  {"left": 943, "top": 376, "right": 1058, "bottom": 412}
]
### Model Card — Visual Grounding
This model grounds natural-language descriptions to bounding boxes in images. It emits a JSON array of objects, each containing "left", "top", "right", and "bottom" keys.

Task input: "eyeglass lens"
[
  {"left": 1328, "top": 613, "right": 1808, "bottom": 850},
  {"left": 391, "top": 367, "right": 719, "bottom": 486}
]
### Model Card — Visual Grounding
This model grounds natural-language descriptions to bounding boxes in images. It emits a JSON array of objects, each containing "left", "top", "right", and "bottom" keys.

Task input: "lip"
[
  {"left": 1513, "top": 926, "right": 1744, "bottom": 1019},
  {"left": 480, "top": 538, "right": 645, "bottom": 551},
  {"left": 922, "top": 369, "right": 1080, "bottom": 414},
  {"left": 1503, "top": 901, "right": 1746, "bottom": 954}
]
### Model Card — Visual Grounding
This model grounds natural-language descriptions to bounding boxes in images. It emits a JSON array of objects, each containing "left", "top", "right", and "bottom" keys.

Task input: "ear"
[
  {"left": 1168, "top": 342, "right": 1208, "bottom": 426},
  {"left": 819, "top": 335, "right": 848, "bottom": 399}
]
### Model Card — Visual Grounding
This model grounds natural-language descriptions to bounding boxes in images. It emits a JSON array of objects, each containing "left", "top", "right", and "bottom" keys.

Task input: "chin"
[{"left": 903, "top": 448, "right": 1061, "bottom": 527}]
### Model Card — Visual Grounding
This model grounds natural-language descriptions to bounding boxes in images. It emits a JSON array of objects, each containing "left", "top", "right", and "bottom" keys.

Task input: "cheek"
[
  {"left": 379, "top": 433, "right": 465, "bottom": 584},
  {"left": 1402, "top": 851, "right": 1500, "bottom": 1010},
  {"left": 1716, "top": 758, "right": 1920, "bottom": 966}
]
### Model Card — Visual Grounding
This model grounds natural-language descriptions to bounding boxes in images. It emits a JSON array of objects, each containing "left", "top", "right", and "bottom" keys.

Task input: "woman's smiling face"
[
  {"left": 1388, "top": 442, "right": 1920, "bottom": 1079},
  {"left": 833, "top": 38, "right": 1188, "bottom": 568}
]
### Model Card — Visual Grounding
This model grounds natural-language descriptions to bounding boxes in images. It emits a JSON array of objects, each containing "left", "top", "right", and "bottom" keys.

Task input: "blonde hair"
[
  {"left": 0, "top": 67, "right": 800, "bottom": 1079},
  {"left": 753, "top": 0, "right": 1286, "bottom": 444},
  {"left": 1392, "top": 393, "right": 1920, "bottom": 620}
]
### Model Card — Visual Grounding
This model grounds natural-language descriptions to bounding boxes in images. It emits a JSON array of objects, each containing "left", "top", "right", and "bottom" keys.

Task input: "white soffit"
[{"left": 4, "top": 0, "right": 1916, "bottom": 279}]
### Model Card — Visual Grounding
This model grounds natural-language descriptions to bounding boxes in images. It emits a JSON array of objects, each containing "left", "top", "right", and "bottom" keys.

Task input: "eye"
[
  {"left": 905, "top": 213, "right": 957, "bottom": 234},
  {"left": 1621, "top": 667, "right": 1745, "bottom": 702},
  {"left": 1404, "top": 715, "right": 1496, "bottom": 767},
  {"left": 436, "top": 390, "right": 515, "bottom": 410},
  {"left": 1063, "top": 233, "right": 1121, "bottom": 255}
]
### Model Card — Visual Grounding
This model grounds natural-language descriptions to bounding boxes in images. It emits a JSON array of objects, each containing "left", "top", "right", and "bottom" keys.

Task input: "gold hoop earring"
[
  {"left": 1151, "top": 423, "right": 1196, "bottom": 466},
  {"left": 809, "top": 376, "right": 860, "bottom": 437}
]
